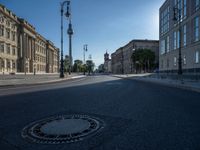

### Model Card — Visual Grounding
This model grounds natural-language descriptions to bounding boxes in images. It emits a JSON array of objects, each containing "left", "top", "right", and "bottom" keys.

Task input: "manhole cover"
[{"left": 22, "top": 114, "right": 104, "bottom": 144}]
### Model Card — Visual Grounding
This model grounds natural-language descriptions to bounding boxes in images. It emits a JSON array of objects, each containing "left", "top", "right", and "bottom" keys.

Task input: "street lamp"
[
  {"left": 83, "top": 44, "right": 88, "bottom": 75},
  {"left": 60, "top": 0, "right": 73, "bottom": 77},
  {"left": 173, "top": 5, "right": 182, "bottom": 75}
]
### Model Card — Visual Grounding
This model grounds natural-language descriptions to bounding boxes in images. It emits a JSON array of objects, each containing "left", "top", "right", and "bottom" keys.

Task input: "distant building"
[
  {"left": 111, "top": 47, "right": 123, "bottom": 74},
  {"left": 159, "top": 0, "right": 200, "bottom": 74},
  {"left": 111, "top": 40, "right": 159, "bottom": 74},
  {"left": 104, "top": 52, "right": 111, "bottom": 73},
  {"left": 0, "top": 4, "right": 59, "bottom": 74}
]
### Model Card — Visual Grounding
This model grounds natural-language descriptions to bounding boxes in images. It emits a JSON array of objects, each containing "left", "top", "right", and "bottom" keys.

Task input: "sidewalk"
[
  {"left": 0, "top": 73, "right": 85, "bottom": 87},
  {"left": 112, "top": 73, "right": 200, "bottom": 93}
]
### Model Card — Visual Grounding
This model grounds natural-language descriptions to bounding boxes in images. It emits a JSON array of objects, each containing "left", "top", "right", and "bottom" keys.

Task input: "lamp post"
[
  {"left": 173, "top": 5, "right": 182, "bottom": 75},
  {"left": 83, "top": 44, "right": 87, "bottom": 75},
  {"left": 60, "top": 1, "right": 68, "bottom": 78},
  {"left": 60, "top": 0, "right": 73, "bottom": 77}
]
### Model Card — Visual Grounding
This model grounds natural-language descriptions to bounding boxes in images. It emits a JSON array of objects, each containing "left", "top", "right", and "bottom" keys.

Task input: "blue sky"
[{"left": 0, "top": 0, "right": 165, "bottom": 67}]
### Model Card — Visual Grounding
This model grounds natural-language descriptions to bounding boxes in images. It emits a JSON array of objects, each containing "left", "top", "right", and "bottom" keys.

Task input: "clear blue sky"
[{"left": 0, "top": 0, "right": 164, "bottom": 67}]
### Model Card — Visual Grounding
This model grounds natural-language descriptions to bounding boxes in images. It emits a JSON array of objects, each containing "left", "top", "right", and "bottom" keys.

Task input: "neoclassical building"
[
  {"left": 0, "top": 5, "right": 18, "bottom": 73},
  {"left": 35, "top": 34, "right": 47, "bottom": 73},
  {"left": 0, "top": 4, "right": 59, "bottom": 74}
]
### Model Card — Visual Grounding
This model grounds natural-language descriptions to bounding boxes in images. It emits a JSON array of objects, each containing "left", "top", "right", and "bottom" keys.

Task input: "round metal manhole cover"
[{"left": 22, "top": 114, "right": 104, "bottom": 144}]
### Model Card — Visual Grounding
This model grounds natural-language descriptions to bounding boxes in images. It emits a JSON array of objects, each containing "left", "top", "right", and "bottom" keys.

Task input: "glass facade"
[{"left": 161, "top": 6, "right": 170, "bottom": 35}]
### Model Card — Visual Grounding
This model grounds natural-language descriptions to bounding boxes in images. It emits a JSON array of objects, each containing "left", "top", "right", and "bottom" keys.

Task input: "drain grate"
[{"left": 22, "top": 114, "right": 104, "bottom": 144}]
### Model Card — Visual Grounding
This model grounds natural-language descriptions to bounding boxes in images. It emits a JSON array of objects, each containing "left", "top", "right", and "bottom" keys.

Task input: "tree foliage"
[{"left": 131, "top": 49, "right": 155, "bottom": 73}]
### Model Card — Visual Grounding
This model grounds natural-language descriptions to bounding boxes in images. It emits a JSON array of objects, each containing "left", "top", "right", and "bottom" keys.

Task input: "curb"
[
  {"left": 0, "top": 75, "right": 86, "bottom": 88},
  {"left": 112, "top": 75, "right": 200, "bottom": 93}
]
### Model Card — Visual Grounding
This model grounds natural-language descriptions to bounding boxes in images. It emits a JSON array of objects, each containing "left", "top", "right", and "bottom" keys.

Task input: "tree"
[
  {"left": 98, "top": 64, "right": 105, "bottom": 73},
  {"left": 86, "top": 60, "right": 95, "bottom": 75},
  {"left": 64, "top": 55, "right": 70, "bottom": 73},
  {"left": 73, "top": 60, "right": 83, "bottom": 72},
  {"left": 131, "top": 49, "right": 155, "bottom": 73}
]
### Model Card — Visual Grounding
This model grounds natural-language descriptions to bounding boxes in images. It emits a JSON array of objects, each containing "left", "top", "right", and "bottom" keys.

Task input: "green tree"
[
  {"left": 73, "top": 60, "right": 83, "bottom": 72},
  {"left": 86, "top": 60, "right": 95, "bottom": 75},
  {"left": 131, "top": 49, "right": 155, "bottom": 73},
  {"left": 64, "top": 55, "right": 70, "bottom": 73}
]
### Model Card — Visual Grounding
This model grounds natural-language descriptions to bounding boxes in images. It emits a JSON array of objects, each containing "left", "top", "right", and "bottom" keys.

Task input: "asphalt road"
[{"left": 0, "top": 75, "right": 200, "bottom": 150}]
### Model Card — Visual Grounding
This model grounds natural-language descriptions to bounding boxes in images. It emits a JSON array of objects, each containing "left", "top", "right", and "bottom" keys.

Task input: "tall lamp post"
[
  {"left": 60, "top": 0, "right": 73, "bottom": 77},
  {"left": 83, "top": 44, "right": 88, "bottom": 75},
  {"left": 60, "top": 1, "right": 68, "bottom": 78},
  {"left": 173, "top": 5, "right": 182, "bottom": 75}
]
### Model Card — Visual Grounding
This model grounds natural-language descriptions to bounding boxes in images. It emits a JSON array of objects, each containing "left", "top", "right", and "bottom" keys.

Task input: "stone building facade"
[
  {"left": 46, "top": 41, "right": 59, "bottom": 73},
  {"left": 111, "top": 40, "right": 159, "bottom": 74},
  {"left": 35, "top": 34, "right": 47, "bottom": 73},
  {"left": 0, "top": 4, "right": 59, "bottom": 74},
  {"left": 111, "top": 47, "right": 123, "bottom": 74},
  {"left": 159, "top": 0, "right": 200, "bottom": 74},
  {"left": 0, "top": 5, "right": 18, "bottom": 73},
  {"left": 104, "top": 52, "right": 111, "bottom": 73}
]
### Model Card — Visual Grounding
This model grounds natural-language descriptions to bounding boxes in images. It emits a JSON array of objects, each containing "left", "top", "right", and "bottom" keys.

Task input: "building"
[
  {"left": 111, "top": 47, "right": 123, "bottom": 74},
  {"left": 0, "top": 4, "right": 59, "bottom": 74},
  {"left": 35, "top": 34, "right": 47, "bottom": 73},
  {"left": 159, "top": 0, "right": 200, "bottom": 74},
  {"left": 104, "top": 52, "right": 111, "bottom": 73},
  {"left": 111, "top": 40, "right": 159, "bottom": 74},
  {"left": 46, "top": 40, "right": 59, "bottom": 73},
  {"left": 18, "top": 18, "right": 37, "bottom": 73},
  {"left": 0, "top": 4, "right": 18, "bottom": 73}
]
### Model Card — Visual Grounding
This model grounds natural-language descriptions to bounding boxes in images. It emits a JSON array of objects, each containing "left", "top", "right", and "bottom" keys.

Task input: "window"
[
  {"left": 12, "top": 61, "right": 16, "bottom": 69},
  {"left": 0, "top": 42, "right": 4, "bottom": 53},
  {"left": 12, "top": 47, "right": 15, "bottom": 55},
  {"left": 174, "top": 31, "right": 177, "bottom": 49},
  {"left": 0, "top": 25, "right": 4, "bottom": 36},
  {"left": 183, "top": 55, "right": 186, "bottom": 65},
  {"left": 195, "top": 17, "right": 199, "bottom": 42},
  {"left": 0, "top": 16, "right": 4, "bottom": 23},
  {"left": 196, "top": 0, "right": 200, "bottom": 11},
  {"left": 7, "top": 44, "right": 10, "bottom": 54},
  {"left": 183, "top": 25, "right": 187, "bottom": 46},
  {"left": 6, "top": 20, "right": 10, "bottom": 27},
  {"left": 7, "top": 60, "right": 10, "bottom": 69},
  {"left": 161, "top": 6, "right": 170, "bottom": 35},
  {"left": 195, "top": 51, "right": 199, "bottom": 63},
  {"left": 174, "top": 0, "right": 187, "bottom": 21},
  {"left": 12, "top": 32, "right": 15, "bottom": 41},
  {"left": 166, "top": 36, "right": 170, "bottom": 52},
  {"left": 1, "top": 59, "right": 4, "bottom": 68},
  {"left": 6, "top": 29, "right": 10, "bottom": 39},
  {"left": 174, "top": 57, "right": 177, "bottom": 66},
  {"left": 161, "top": 40, "right": 165, "bottom": 55}
]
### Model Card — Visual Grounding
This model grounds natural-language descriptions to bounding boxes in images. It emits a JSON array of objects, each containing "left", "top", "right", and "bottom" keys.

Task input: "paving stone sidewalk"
[
  {"left": 0, "top": 73, "right": 85, "bottom": 86},
  {"left": 112, "top": 73, "right": 200, "bottom": 93}
]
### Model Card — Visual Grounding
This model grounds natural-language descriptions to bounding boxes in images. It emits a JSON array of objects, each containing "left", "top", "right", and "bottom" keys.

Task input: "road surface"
[{"left": 0, "top": 75, "right": 200, "bottom": 150}]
